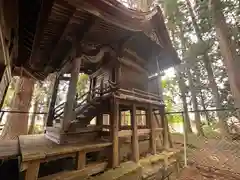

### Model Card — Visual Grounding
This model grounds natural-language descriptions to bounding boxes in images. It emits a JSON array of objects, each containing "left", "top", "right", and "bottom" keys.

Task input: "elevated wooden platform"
[
  {"left": 45, "top": 126, "right": 103, "bottom": 144},
  {"left": 19, "top": 135, "right": 111, "bottom": 162},
  {"left": 0, "top": 140, "right": 19, "bottom": 160},
  {"left": 19, "top": 134, "right": 111, "bottom": 180}
]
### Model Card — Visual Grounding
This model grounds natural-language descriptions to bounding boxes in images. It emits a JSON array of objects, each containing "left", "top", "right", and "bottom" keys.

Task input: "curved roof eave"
[{"left": 67, "top": 0, "right": 180, "bottom": 65}]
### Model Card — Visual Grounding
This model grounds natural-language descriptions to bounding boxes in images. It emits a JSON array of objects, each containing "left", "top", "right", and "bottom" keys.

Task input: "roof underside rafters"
[{"left": 16, "top": 0, "right": 179, "bottom": 80}]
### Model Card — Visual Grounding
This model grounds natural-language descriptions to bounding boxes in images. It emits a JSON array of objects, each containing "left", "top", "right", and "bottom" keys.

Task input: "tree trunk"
[
  {"left": 186, "top": 0, "right": 230, "bottom": 136},
  {"left": 178, "top": 17, "right": 204, "bottom": 136},
  {"left": 176, "top": 71, "right": 193, "bottom": 133},
  {"left": 171, "top": 28, "right": 193, "bottom": 134},
  {"left": 28, "top": 100, "right": 39, "bottom": 134},
  {"left": 187, "top": 69, "right": 204, "bottom": 136},
  {"left": 195, "top": 70, "right": 211, "bottom": 125},
  {"left": 1, "top": 77, "right": 35, "bottom": 139},
  {"left": 200, "top": 90, "right": 211, "bottom": 126},
  {"left": 209, "top": 0, "right": 240, "bottom": 137}
]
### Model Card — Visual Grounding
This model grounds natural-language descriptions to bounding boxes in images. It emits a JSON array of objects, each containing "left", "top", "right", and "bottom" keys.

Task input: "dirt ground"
[{"left": 172, "top": 134, "right": 240, "bottom": 180}]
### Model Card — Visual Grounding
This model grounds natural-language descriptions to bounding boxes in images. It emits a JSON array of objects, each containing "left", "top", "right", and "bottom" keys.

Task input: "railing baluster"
[
  {"left": 0, "top": 111, "right": 4, "bottom": 123},
  {"left": 52, "top": 82, "right": 119, "bottom": 122}
]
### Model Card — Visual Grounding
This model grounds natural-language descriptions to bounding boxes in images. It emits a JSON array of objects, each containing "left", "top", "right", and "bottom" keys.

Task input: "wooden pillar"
[
  {"left": 119, "top": 109, "right": 121, "bottom": 130},
  {"left": 76, "top": 151, "right": 86, "bottom": 170},
  {"left": 96, "top": 114, "right": 103, "bottom": 126},
  {"left": 147, "top": 105, "right": 156, "bottom": 154},
  {"left": 160, "top": 107, "right": 170, "bottom": 149},
  {"left": 131, "top": 104, "right": 139, "bottom": 162},
  {"left": 110, "top": 97, "right": 119, "bottom": 168},
  {"left": 46, "top": 74, "right": 60, "bottom": 127},
  {"left": 25, "top": 161, "right": 40, "bottom": 180},
  {"left": 62, "top": 58, "right": 81, "bottom": 131}
]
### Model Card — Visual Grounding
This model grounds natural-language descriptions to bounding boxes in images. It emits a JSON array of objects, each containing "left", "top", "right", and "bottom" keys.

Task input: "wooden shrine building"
[{"left": 0, "top": 0, "right": 181, "bottom": 180}]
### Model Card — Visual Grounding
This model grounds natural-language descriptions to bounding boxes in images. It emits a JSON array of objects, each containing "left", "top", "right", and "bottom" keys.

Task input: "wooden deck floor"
[
  {"left": 0, "top": 139, "right": 19, "bottom": 159},
  {"left": 19, "top": 134, "right": 112, "bottom": 162}
]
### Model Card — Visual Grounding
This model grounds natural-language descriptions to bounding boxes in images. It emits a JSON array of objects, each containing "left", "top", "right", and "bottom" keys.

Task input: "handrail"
[
  {"left": 53, "top": 82, "right": 118, "bottom": 119},
  {"left": 132, "top": 88, "right": 161, "bottom": 99},
  {"left": 118, "top": 88, "right": 162, "bottom": 102}
]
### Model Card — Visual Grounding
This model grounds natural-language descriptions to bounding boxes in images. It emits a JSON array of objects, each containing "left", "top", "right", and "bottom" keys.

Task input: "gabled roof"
[{"left": 16, "top": 0, "right": 179, "bottom": 79}]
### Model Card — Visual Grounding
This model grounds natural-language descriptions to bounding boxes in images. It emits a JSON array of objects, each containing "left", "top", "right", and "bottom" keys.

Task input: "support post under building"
[
  {"left": 61, "top": 58, "right": 81, "bottom": 131},
  {"left": 131, "top": 104, "right": 139, "bottom": 162},
  {"left": 110, "top": 97, "right": 119, "bottom": 168}
]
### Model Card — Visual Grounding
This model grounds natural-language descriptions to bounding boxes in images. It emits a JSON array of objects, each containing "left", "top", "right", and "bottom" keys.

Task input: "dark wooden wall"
[
  {"left": 89, "top": 51, "right": 161, "bottom": 96},
  {"left": 148, "top": 77, "right": 160, "bottom": 95},
  {"left": 119, "top": 63, "right": 148, "bottom": 91}
]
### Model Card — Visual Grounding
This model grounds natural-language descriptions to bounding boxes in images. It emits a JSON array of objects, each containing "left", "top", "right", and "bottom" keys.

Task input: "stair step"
[{"left": 78, "top": 114, "right": 86, "bottom": 118}]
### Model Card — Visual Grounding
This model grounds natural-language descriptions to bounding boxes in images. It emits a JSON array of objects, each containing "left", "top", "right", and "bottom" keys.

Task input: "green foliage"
[
  {"left": 32, "top": 124, "right": 44, "bottom": 134},
  {"left": 76, "top": 74, "right": 89, "bottom": 96},
  {"left": 168, "top": 114, "right": 183, "bottom": 123}
]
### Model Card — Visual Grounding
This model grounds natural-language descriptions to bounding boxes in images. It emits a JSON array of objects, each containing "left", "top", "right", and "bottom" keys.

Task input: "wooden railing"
[
  {"left": 118, "top": 88, "right": 163, "bottom": 104},
  {"left": 53, "top": 81, "right": 118, "bottom": 120}
]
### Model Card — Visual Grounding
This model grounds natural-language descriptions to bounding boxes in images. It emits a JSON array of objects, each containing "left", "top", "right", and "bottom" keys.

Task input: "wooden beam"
[
  {"left": 76, "top": 151, "right": 86, "bottom": 170},
  {"left": 121, "top": 125, "right": 147, "bottom": 130},
  {"left": 46, "top": 74, "right": 59, "bottom": 126},
  {"left": 118, "top": 129, "right": 151, "bottom": 138},
  {"left": 57, "top": 15, "right": 95, "bottom": 75},
  {"left": 62, "top": 58, "right": 81, "bottom": 131},
  {"left": 25, "top": 160, "right": 40, "bottom": 180},
  {"left": 110, "top": 97, "right": 119, "bottom": 168},
  {"left": 119, "top": 110, "right": 122, "bottom": 130},
  {"left": 29, "top": 0, "right": 54, "bottom": 69},
  {"left": 147, "top": 105, "right": 156, "bottom": 154},
  {"left": 131, "top": 104, "right": 139, "bottom": 162}
]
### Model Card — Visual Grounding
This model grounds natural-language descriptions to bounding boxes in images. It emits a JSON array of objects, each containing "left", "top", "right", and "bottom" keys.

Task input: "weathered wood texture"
[
  {"left": 46, "top": 74, "right": 59, "bottom": 126},
  {"left": 38, "top": 162, "right": 108, "bottom": 180},
  {"left": 62, "top": 58, "right": 81, "bottom": 131},
  {"left": 76, "top": 151, "right": 86, "bottom": 170},
  {"left": 25, "top": 160, "right": 40, "bottom": 180},
  {"left": 118, "top": 129, "right": 150, "bottom": 138},
  {"left": 116, "top": 89, "right": 163, "bottom": 106},
  {"left": 45, "top": 125, "right": 104, "bottom": 144},
  {"left": 118, "top": 59, "right": 148, "bottom": 91},
  {"left": 19, "top": 135, "right": 111, "bottom": 162},
  {"left": 131, "top": 104, "right": 139, "bottom": 162},
  {"left": 0, "top": 139, "right": 19, "bottom": 159},
  {"left": 91, "top": 161, "right": 142, "bottom": 180},
  {"left": 110, "top": 98, "right": 119, "bottom": 168},
  {"left": 147, "top": 106, "right": 156, "bottom": 154},
  {"left": 118, "top": 128, "right": 162, "bottom": 138}
]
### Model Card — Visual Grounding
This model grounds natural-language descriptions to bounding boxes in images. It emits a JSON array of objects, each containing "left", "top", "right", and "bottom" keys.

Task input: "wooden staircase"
[{"left": 52, "top": 82, "right": 116, "bottom": 131}]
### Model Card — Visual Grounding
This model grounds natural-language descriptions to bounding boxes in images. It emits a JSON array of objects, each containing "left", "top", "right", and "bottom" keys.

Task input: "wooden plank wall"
[{"left": 119, "top": 63, "right": 148, "bottom": 91}]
